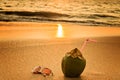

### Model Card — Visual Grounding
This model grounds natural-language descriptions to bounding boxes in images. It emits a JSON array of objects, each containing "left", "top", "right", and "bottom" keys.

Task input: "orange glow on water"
[{"left": 56, "top": 24, "right": 64, "bottom": 38}]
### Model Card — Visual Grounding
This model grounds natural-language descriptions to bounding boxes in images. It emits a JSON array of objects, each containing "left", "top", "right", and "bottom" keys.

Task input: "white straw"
[{"left": 80, "top": 38, "right": 97, "bottom": 52}]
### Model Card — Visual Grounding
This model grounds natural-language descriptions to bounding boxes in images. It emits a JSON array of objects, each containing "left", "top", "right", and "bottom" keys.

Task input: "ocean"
[{"left": 0, "top": 0, "right": 120, "bottom": 26}]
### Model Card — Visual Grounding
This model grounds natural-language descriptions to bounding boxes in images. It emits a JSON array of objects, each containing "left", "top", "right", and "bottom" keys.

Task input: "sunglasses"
[{"left": 32, "top": 66, "right": 53, "bottom": 77}]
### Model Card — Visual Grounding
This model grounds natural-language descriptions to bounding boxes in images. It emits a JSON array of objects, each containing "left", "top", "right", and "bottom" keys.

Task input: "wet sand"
[{"left": 0, "top": 22, "right": 120, "bottom": 80}]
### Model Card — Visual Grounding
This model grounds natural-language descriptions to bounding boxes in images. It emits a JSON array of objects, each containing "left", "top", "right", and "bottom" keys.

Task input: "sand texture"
[{"left": 0, "top": 22, "right": 120, "bottom": 80}]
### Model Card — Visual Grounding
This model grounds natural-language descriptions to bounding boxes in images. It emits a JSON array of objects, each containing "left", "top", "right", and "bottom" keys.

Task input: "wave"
[
  {"left": 0, "top": 11, "right": 69, "bottom": 17},
  {"left": 0, "top": 11, "right": 120, "bottom": 26},
  {"left": 87, "top": 14, "right": 119, "bottom": 19}
]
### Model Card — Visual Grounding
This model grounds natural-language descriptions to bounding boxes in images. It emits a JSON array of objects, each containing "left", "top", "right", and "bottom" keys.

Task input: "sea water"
[{"left": 0, "top": 0, "right": 120, "bottom": 26}]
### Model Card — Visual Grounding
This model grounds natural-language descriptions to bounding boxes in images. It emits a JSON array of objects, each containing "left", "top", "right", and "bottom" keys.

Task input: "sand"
[{"left": 0, "top": 22, "right": 120, "bottom": 80}]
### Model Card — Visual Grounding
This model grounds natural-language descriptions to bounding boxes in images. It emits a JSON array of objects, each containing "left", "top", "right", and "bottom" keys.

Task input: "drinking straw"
[{"left": 80, "top": 38, "right": 97, "bottom": 52}]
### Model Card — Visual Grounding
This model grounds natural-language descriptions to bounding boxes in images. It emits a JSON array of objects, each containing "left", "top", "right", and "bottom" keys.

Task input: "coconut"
[{"left": 61, "top": 48, "right": 86, "bottom": 77}]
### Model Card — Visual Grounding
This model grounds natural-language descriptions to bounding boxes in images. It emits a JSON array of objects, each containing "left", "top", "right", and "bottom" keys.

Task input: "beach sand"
[{"left": 0, "top": 22, "right": 120, "bottom": 80}]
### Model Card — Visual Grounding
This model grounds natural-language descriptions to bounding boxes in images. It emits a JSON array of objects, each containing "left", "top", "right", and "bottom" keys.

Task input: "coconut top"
[{"left": 66, "top": 48, "right": 84, "bottom": 59}]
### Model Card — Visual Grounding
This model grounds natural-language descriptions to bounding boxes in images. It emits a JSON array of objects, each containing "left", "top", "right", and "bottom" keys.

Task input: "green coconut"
[{"left": 61, "top": 48, "right": 86, "bottom": 77}]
